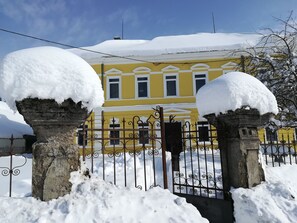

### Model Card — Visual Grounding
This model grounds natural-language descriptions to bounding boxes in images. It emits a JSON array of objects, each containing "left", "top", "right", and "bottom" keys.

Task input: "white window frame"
[
  {"left": 135, "top": 75, "right": 150, "bottom": 99},
  {"left": 164, "top": 74, "right": 179, "bottom": 97},
  {"left": 107, "top": 76, "right": 121, "bottom": 100},
  {"left": 192, "top": 72, "right": 208, "bottom": 95}
]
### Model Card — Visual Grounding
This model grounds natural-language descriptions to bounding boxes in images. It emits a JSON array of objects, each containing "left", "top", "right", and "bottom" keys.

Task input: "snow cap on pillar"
[{"left": 196, "top": 71, "right": 278, "bottom": 118}]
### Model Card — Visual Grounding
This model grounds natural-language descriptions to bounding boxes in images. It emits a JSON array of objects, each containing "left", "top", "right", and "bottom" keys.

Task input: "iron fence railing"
[
  {"left": 79, "top": 109, "right": 226, "bottom": 200},
  {"left": 260, "top": 132, "right": 297, "bottom": 166},
  {"left": 0, "top": 135, "right": 29, "bottom": 197},
  {"left": 171, "top": 121, "right": 224, "bottom": 199}
]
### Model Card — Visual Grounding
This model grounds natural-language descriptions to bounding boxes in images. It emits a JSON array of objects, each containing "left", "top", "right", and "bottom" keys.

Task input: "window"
[
  {"left": 265, "top": 127, "right": 278, "bottom": 142},
  {"left": 198, "top": 122, "right": 210, "bottom": 142},
  {"left": 110, "top": 123, "right": 120, "bottom": 145},
  {"left": 194, "top": 74, "right": 206, "bottom": 94},
  {"left": 77, "top": 124, "right": 88, "bottom": 146},
  {"left": 136, "top": 76, "right": 149, "bottom": 98},
  {"left": 108, "top": 77, "right": 120, "bottom": 99},
  {"left": 165, "top": 75, "right": 177, "bottom": 96},
  {"left": 138, "top": 122, "right": 149, "bottom": 144}
]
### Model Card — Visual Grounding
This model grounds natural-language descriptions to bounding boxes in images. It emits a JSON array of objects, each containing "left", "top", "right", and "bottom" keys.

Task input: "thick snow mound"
[
  {"left": 232, "top": 165, "right": 297, "bottom": 223},
  {"left": 0, "top": 46, "right": 104, "bottom": 111},
  {"left": 0, "top": 101, "right": 33, "bottom": 137},
  {"left": 196, "top": 72, "right": 278, "bottom": 117},
  {"left": 0, "top": 171, "right": 208, "bottom": 223}
]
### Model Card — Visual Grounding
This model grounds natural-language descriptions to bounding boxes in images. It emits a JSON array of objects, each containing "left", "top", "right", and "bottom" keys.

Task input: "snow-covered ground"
[
  {"left": 1, "top": 153, "right": 297, "bottom": 222},
  {"left": 0, "top": 156, "right": 208, "bottom": 223}
]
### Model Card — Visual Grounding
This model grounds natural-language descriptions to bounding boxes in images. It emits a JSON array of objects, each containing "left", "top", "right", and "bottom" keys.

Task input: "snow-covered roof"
[
  {"left": 0, "top": 46, "right": 104, "bottom": 111},
  {"left": 70, "top": 33, "right": 261, "bottom": 63},
  {"left": 196, "top": 71, "right": 278, "bottom": 117},
  {"left": 0, "top": 101, "right": 33, "bottom": 137}
]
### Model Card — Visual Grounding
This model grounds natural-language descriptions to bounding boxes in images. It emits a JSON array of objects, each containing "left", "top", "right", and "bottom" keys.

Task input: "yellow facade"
[{"left": 81, "top": 53, "right": 295, "bottom": 148}]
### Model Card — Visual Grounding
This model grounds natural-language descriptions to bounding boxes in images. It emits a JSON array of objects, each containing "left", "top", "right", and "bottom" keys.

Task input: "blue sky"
[{"left": 0, "top": 0, "right": 296, "bottom": 58}]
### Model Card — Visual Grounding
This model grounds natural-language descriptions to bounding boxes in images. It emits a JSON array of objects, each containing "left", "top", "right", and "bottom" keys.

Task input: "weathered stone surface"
[
  {"left": 16, "top": 98, "right": 89, "bottom": 201},
  {"left": 205, "top": 108, "right": 271, "bottom": 189}
]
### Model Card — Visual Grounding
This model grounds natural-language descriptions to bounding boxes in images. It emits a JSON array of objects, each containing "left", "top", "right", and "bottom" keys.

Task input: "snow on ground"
[
  {"left": 232, "top": 164, "right": 297, "bottom": 223},
  {"left": 0, "top": 101, "right": 32, "bottom": 137},
  {"left": 0, "top": 46, "right": 104, "bottom": 111},
  {"left": 1, "top": 153, "right": 297, "bottom": 222},
  {"left": 70, "top": 33, "right": 261, "bottom": 62},
  {"left": 196, "top": 71, "right": 278, "bottom": 117},
  {"left": 0, "top": 161, "right": 208, "bottom": 223}
]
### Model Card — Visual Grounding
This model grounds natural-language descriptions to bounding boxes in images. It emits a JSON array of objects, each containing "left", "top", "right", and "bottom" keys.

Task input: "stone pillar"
[
  {"left": 16, "top": 98, "right": 89, "bottom": 201},
  {"left": 205, "top": 108, "right": 271, "bottom": 189}
]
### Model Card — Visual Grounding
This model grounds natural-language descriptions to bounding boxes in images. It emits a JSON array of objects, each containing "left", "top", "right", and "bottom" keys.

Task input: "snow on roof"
[
  {"left": 70, "top": 33, "right": 261, "bottom": 61},
  {"left": 0, "top": 101, "right": 33, "bottom": 137},
  {"left": 196, "top": 71, "right": 278, "bottom": 117},
  {"left": 0, "top": 46, "right": 104, "bottom": 111}
]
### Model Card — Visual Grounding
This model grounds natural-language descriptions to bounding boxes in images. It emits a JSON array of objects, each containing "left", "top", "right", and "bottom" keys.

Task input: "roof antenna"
[
  {"left": 212, "top": 12, "right": 216, "bottom": 33},
  {"left": 121, "top": 18, "right": 124, "bottom": 39}
]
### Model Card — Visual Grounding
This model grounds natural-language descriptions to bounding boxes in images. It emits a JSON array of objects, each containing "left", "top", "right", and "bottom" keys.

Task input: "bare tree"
[{"left": 242, "top": 12, "right": 297, "bottom": 126}]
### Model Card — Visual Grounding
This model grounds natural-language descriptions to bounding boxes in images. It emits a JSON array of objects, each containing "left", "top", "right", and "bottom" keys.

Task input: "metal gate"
[
  {"left": 164, "top": 118, "right": 233, "bottom": 223},
  {"left": 80, "top": 106, "right": 233, "bottom": 223}
]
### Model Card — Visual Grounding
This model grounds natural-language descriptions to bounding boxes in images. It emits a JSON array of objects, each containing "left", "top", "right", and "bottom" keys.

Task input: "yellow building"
[{"left": 71, "top": 33, "right": 295, "bottom": 149}]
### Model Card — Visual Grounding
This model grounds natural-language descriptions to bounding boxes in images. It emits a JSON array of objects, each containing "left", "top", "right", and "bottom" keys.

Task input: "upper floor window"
[
  {"left": 136, "top": 76, "right": 149, "bottom": 98},
  {"left": 265, "top": 127, "right": 278, "bottom": 142},
  {"left": 108, "top": 77, "right": 120, "bottom": 99},
  {"left": 193, "top": 74, "right": 207, "bottom": 94},
  {"left": 165, "top": 75, "right": 178, "bottom": 97}
]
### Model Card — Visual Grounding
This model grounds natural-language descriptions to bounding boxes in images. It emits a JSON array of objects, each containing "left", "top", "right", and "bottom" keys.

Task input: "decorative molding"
[
  {"left": 105, "top": 68, "right": 122, "bottom": 75},
  {"left": 191, "top": 63, "right": 210, "bottom": 70},
  {"left": 161, "top": 65, "right": 180, "bottom": 72},
  {"left": 133, "top": 67, "right": 151, "bottom": 73}
]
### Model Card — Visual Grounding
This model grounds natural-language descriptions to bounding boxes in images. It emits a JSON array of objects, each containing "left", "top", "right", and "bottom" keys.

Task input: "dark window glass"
[
  {"left": 266, "top": 127, "right": 278, "bottom": 141},
  {"left": 194, "top": 74, "right": 206, "bottom": 93},
  {"left": 166, "top": 79, "right": 176, "bottom": 96},
  {"left": 195, "top": 79, "right": 206, "bottom": 93},
  {"left": 78, "top": 125, "right": 88, "bottom": 146},
  {"left": 138, "top": 82, "right": 148, "bottom": 97},
  {"left": 198, "top": 122, "right": 209, "bottom": 141},
  {"left": 110, "top": 83, "right": 119, "bottom": 99},
  {"left": 109, "top": 78, "right": 119, "bottom": 99},
  {"left": 110, "top": 124, "right": 120, "bottom": 145},
  {"left": 139, "top": 123, "right": 149, "bottom": 144}
]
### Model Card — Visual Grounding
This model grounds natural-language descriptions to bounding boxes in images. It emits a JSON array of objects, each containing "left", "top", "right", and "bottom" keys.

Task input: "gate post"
[
  {"left": 159, "top": 107, "right": 168, "bottom": 189},
  {"left": 205, "top": 108, "right": 271, "bottom": 189}
]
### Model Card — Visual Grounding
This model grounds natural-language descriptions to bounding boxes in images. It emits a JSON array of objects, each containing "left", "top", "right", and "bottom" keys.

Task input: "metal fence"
[
  {"left": 260, "top": 131, "right": 297, "bottom": 166},
  {"left": 2, "top": 119, "right": 297, "bottom": 198},
  {"left": 171, "top": 121, "right": 224, "bottom": 199},
  {"left": 80, "top": 107, "right": 169, "bottom": 191},
  {"left": 0, "top": 136, "right": 29, "bottom": 197}
]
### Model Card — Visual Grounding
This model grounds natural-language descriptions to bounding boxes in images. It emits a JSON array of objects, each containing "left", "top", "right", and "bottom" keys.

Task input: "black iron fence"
[
  {"left": 171, "top": 121, "right": 224, "bottom": 199},
  {"left": 78, "top": 108, "right": 227, "bottom": 201},
  {"left": 0, "top": 136, "right": 29, "bottom": 197},
  {"left": 80, "top": 107, "right": 169, "bottom": 191},
  {"left": 260, "top": 130, "right": 297, "bottom": 166},
  {"left": 2, "top": 115, "right": 297, "bottom": 198}
]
